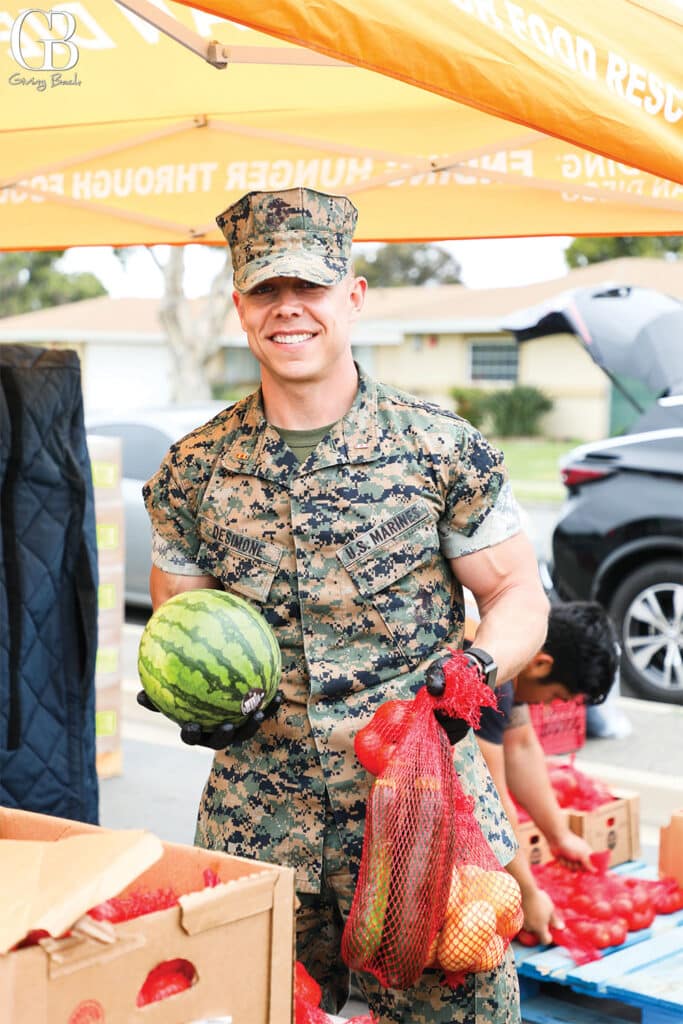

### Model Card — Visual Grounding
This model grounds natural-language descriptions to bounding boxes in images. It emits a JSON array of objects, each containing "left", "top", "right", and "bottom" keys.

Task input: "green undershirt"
[{"left": 274, "top": 422, "right": 336, "bottom": 463}]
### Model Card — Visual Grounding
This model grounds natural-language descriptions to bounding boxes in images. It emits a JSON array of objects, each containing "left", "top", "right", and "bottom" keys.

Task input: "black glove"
[
  {"left": 425, "top": 656, "right": 471, "bottom": 746},
  {"left": 136, "top": 690, "right": 283, "bottom": 749}
]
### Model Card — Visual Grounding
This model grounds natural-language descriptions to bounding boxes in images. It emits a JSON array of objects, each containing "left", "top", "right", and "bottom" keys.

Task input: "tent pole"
[
  {"left": 3, "top": 182, "right": 208, "bottom": 239},
  {"left": 0, "top": 120, "right": 205, "bottom": 192},
  {"left": 114, "top": 0, "right": 347, "bottom": 67},
  {"left": 114, "top": 0, "right": 229, "bottom": 67}
]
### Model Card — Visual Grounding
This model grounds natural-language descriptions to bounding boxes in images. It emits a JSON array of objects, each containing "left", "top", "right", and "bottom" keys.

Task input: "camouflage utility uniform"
[{"left": 144, "top": 366, "right": 522, "bottom": 1023}]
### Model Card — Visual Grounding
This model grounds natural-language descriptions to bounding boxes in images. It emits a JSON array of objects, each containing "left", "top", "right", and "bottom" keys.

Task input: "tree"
[
  {"left": 148, "top": 246, "right": 234, "bottom": 403},
  {"left": 352, "top": 243, "right": 462, "bottom": 287},
  {"left": 0, "top": 251, "right": 106, "bottom": 317},
  {"left": 565, "top": 236, "right": 683, "bottom": 268},
  {"left": 131, "top": 241, "right": 463, "bottom": 402}
]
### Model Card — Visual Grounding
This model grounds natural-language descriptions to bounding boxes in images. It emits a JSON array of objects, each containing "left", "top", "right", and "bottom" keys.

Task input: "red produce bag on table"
[
  {"left": 343, "top": 651, "right": 522, "bottom": 990},
  {"left": 547, "top": 761, "right": 614, "bottom": 810}
]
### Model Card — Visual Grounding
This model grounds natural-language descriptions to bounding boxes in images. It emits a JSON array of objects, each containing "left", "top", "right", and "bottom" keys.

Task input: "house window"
[{"left": 470, "top": 340, "right": 518, "bottom": 382}]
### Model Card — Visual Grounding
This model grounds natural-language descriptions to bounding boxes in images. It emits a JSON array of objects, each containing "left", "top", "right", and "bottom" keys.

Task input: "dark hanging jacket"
[{"left": 0, "top": 345, "right": 99, "bottom": 823}]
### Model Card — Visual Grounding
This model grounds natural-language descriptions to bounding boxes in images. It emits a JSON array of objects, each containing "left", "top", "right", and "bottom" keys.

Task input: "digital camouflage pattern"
[
  {"left": 216, "top": 186, "right": 357, "bottom": 292},
  {"left": 362, "top": 946, "right": 521, "bottom": 1023},
  {"left": 143, "top": 366, "right": 519, "bottom": 897}
]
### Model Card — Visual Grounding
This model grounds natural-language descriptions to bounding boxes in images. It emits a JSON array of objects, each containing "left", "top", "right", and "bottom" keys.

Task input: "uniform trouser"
[{"left": 296, "top": 803, "right": 521, "bottom": 1024}]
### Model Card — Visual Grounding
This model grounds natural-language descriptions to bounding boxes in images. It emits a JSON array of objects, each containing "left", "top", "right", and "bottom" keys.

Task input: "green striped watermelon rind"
[{"left": 137, "top": 589, "right": 281, "bottom": 728}]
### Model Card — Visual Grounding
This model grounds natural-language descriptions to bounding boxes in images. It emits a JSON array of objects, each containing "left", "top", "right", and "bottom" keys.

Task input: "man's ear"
[
  {"left": 527, "top": 651, "right": 554, "bottom": 679},
  {"left": 349, "top": 275, "right": 367, "bottom": 318},
  {"left": 233, "top": 290, "right": 246, "bottom": 331}
]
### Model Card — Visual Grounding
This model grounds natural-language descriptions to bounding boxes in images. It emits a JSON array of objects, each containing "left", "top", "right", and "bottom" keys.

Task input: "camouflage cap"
[{"left": 216, "top": 187, "right": 358, "bottom": 293}]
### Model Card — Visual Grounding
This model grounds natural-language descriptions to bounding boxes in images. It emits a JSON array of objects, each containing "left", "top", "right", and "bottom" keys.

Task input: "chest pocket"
[
  {"left": 336, "top": 500, "right": 455, "bottom": 664},
  {"left": 197, "top": 516, "right": 284, "bottom": 604}
]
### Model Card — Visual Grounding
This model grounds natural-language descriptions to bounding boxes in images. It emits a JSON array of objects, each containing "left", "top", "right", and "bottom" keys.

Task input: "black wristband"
[{"left": 465, "top": 647, "right": 498, "bottom": 689}]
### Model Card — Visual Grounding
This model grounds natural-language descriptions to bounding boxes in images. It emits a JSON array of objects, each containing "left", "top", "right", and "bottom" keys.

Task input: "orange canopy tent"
[{"left": 1, "top": 0, "right": 682, "bottom": 249}]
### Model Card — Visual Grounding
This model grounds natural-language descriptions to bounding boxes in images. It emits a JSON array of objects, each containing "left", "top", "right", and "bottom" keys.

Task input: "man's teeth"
[{"left": 271, "top": 333, "right": 313, "bottom": 345}]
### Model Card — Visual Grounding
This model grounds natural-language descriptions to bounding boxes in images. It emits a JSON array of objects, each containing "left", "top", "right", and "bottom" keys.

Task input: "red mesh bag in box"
[
  {"left": 342, "top": 651, "right": 522, "bottom": 990},
  {"left": 546, "top": 760, "right": 614, "bottom": 811},
  {"left": 294, "top": 961, "right": 328, "bottom": 1024}
]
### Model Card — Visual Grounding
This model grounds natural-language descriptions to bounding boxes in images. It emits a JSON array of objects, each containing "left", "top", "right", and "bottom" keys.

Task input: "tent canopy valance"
[{"left": 1, "top": 0, "right": 682, "bottom": 249}]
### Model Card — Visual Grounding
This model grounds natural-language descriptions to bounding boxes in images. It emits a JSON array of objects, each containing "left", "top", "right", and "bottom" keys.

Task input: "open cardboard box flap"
[
  {"left": 0, "top": 828, "right": 163, "bottom": 954},
  {"left": 0, "top": 809, "right": 295, "bottom": 1024}
]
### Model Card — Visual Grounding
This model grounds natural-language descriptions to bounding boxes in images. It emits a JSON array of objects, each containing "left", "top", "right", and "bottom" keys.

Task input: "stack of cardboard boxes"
[{"left": 89, "top": 435, "right": 126, "bottom": 779}]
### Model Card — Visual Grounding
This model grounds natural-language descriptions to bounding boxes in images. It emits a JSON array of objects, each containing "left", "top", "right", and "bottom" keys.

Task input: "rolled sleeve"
[
  {"left": 440, "top": 479, "right": 521, "bottom": 559},
  {"left": 151, "top": 530, "right": 206, "bottom": 576},
  {"left": 143, "top": 455, "right": 202, "bottom": 570}
]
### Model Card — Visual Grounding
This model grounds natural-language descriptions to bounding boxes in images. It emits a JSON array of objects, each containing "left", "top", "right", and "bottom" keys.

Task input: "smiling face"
[{"left": 233, "top": 274, "right": 366, "bottom": 392}]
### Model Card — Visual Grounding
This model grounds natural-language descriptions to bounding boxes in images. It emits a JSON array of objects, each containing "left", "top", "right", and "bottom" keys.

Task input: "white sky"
[{"left": 60, "top": 236, "right": 574, "bottom": 297}]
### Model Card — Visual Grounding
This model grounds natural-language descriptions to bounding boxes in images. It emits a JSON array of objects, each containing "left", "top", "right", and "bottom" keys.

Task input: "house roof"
[{"left": 1, "top": 258, "right": 681, "bottom": 344}]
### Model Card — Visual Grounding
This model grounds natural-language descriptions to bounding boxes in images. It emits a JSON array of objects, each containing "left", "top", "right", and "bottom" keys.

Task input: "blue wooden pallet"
[{"left": 515, "top": 861, "right": 683, "bottom": 1024}]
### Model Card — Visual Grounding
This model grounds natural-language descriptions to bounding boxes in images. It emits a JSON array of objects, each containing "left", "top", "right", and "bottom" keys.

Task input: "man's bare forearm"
[
  {"left": 504, "top": 727, "right": 567, "bottom": 847},
  {"left": 149, "top": 564, "right": 219, "bottom": 611},
  {"left": 451, "top": 532, "right": 550, "bottom": 684},
  {"left": 472, "top": 583, "right": 549, "bottom": 684}
]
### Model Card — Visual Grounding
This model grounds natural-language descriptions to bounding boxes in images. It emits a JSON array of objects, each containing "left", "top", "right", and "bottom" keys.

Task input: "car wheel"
[{"left": 609, "top": 560, "right": 683, "bottom": 704}]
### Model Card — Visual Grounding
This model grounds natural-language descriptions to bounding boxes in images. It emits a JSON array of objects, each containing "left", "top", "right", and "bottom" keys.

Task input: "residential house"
[{"left": 1, "top": 258, "right": 681, "bottom": 440}]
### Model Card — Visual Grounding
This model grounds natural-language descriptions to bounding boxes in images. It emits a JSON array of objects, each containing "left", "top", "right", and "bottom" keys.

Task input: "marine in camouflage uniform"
[{"left": 143, "top": 188, "right": 528, "bottom": 1023}]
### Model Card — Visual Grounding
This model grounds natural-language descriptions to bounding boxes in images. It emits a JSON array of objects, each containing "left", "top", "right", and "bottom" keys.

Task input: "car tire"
[{"left": 609, "top": 560, "right": 683, "bottom": 704}]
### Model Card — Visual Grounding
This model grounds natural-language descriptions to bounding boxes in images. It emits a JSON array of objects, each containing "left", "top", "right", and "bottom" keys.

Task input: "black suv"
[
  {"left": 551, "top": 425, "right": 683, "bottom": 703},
  {"left": 506, "top": 283, "right": 683, "bottom": 704}
]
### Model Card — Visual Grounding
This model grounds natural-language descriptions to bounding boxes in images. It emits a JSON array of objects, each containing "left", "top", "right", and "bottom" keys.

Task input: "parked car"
[
  {"left": 550, "top": 426, "right": 683, "bottom": 704},
  {"left": 507, "top": 283, "right": 683, "bottom": 703},
  {"left": 87, "top": 403, "right": 227, "bottom": 607}
]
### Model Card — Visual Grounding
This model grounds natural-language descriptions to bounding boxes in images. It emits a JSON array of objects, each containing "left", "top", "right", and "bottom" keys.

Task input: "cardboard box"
[
  {"left": 659, "top": 810, "right": 683, "bottom": 886},
  {"left": 0, "top": 808, "right": 295, "bottom": 1024},
  {"left": 566, "top": 788, "right": 640, "bottom": 867},
  {"left": 96, "top": 747, "right": 123, "bottom": 780},
  {"left": 95, "top": 683, "right": 121, "bottom": 752},
  {"left": 516, "top": 818, "right": 555, "bottom": 867},
  {"left": 95, "top": 684, "right": 122, "bottom": 779}
]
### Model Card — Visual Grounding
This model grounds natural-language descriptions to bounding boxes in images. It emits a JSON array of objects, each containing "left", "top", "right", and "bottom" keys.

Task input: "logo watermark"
[{"left": 8, "top": 9, "right": 82, "bottom": 90}]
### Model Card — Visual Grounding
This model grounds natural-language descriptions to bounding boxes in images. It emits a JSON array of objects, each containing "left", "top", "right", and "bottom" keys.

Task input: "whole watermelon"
[{"left": 137, "top": 589, "right": 281, "bottom": 728}]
